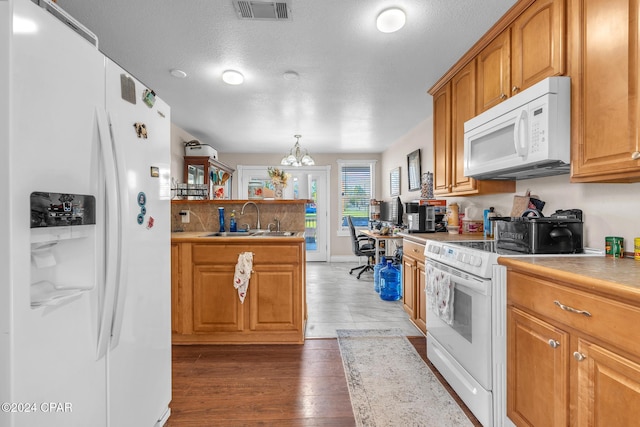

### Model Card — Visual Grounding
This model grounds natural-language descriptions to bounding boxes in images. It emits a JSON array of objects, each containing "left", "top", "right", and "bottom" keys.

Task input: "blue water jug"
[
  {"left": 373, "top": 256, "right": 387, "bottom": 293},
  {"left": 379, "top": 260, "right": 401, "bottom": 301}
]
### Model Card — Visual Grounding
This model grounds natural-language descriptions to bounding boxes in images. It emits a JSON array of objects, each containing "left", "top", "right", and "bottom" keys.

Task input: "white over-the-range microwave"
[{"left": 464, "top": 76, "right": 571, "bottom": 180}]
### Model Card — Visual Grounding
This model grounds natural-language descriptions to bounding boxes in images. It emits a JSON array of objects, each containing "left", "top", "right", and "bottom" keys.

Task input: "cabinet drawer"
[
  {"left": 508, "top": 271, "right": 640, "bottom": 357},
  {"left": 403, "top": 240, "right": 425, "bottom": 261},
  {"left": 192, "top": 243, "right": 301, "bottom": 265}
]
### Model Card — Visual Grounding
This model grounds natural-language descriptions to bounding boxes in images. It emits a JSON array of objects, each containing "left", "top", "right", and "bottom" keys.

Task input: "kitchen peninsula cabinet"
[
  {"left": 171, "top": 235, "right": 306, "bottom": 344},
  {"left": 506, "top": 268, "right": 640, "bottom": 426},
  {"left": 476, "top": 0, "right": 565, "bottom": 113},
  {"left": 568, "top": 0, "right": 640, "bottom": 182},
  {"left": 402, "top": 239, "right": 426, "bottom": 334}
]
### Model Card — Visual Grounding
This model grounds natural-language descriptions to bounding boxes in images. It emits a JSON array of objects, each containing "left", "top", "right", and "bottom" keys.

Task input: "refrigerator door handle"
[
  {"left": 95, "top": 107, "right": 120, "bottom": 360},
  {"left": 107, "top": 110, "right": 130, "bottom": 350}
]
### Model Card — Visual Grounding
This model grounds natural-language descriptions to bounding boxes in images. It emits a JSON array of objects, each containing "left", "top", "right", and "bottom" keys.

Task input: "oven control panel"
[{"left": 424, "top": 240, "right": 496, "bottom": 279}]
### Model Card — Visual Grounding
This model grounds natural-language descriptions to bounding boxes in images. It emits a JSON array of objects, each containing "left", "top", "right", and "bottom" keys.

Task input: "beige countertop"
[
  {"left": 499, "top": 256, "right": 640, "bottom": 297},
  {"left": 398, "top": 231, "right": 488, "bottom": 244},
  {"left": 397, "top": 231, "right": 640, "bottom": 301},
  {"left": 171, "top": 230, "right": 305, "bottom": 242}
]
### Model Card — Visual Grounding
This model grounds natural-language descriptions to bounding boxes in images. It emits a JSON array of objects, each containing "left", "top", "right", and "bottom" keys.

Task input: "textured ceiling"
[{"left": 56, "top": 0, "right": 518, "bottom": 155}]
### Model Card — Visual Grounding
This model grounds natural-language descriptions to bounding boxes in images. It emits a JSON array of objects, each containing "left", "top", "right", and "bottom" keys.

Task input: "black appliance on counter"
[
  {"left": 492, "top": 209, "right": 584, "bottom": 254},
  {"left": 405, "top": 202, "right": 435, "bottom": 233},
  {"left": 380, "top": 197, "right": 404, "bottom": 226}
]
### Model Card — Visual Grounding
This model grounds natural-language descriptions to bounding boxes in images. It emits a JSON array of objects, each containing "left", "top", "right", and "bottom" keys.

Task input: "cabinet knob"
[
  {"left": 548, "top": 339, "right": 560, "bottom": 349},
  {"left": 500, "top": 93, "right": 507, "bottom": 99},
  {"left": 631, "top": 151, "right": 640, "bottom": 160},
  {"left": 573, "top": 351, "right": 586, "bottom": 362},
  {"left": 512, "top": 86, "right": 520, "bottom": 93}
]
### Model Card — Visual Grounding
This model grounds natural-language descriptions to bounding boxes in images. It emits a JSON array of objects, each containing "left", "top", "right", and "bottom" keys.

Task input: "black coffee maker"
[{"left": 405, "top": 202, "right": 435, "bottom": 233}]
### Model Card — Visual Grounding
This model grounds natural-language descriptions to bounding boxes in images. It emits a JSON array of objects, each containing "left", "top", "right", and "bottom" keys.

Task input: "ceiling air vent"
[{"left": 233, "top": 1, "right": 291, "bottom": 20}]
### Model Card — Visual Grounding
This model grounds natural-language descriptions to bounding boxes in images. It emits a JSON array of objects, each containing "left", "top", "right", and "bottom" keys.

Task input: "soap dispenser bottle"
[{"left": 230, "top": 210, "right": 237, "bottom": 232}]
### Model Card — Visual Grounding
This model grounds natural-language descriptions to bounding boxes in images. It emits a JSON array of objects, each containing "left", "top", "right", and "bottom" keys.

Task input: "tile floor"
[{"left": 304, "top": 261, "right": 423, "bottom": 338}]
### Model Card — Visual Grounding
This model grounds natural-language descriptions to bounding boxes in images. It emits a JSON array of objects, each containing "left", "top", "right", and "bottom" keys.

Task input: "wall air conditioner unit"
[{"left": 232, "top": 1, "right": 292, "bottom": 20}]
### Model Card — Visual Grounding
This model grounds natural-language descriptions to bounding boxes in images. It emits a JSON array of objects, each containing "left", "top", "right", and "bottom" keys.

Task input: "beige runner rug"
[{"left": 337, "top": 329, "right": 473, "bottom": 427}]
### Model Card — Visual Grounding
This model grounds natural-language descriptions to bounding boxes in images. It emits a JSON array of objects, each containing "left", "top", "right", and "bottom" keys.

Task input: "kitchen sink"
[
  {"left": 203, "top": 232, "right": 252, "bottom": 237},
  {"left": 202, "top": 231, "right": 301, "bottom": 238},
  {"left": 262, "top": 231, "right": 297, "bottom": 236}
]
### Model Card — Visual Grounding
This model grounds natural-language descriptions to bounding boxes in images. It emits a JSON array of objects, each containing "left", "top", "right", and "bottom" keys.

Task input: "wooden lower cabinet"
[
  {"left": 508, "top": 306, "right": 570, "bottom": 426},
  {"left": 402, "top": 239, "right": 426, "bottom": 334},
  {"left": 172, "top": 240, "right": 306, "bottom": 344},
  {"left": 507, "top": 269, "right": 640, "bottom": 426}
]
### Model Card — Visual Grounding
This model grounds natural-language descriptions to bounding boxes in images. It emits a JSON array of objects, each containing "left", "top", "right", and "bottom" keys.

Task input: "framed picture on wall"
[
  {"left": 390, "top": 167, "right": 400, "bottom": 196},
  {"left": 407, "top": 149, "right": 421, "bottom": 191}
]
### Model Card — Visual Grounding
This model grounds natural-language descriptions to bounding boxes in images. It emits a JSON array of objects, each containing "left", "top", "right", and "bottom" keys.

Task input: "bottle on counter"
[
  {"left": 379, "top": 260, "right": 401, "bottom": 301},
  {"left": 230, "top": 210, "right": 237, "bottom": 232},
  {"left": 218, "top": 207, "right": 225, "bottom": 232},
  {"left": 448, "top": 203, "right": 459, "bottom": 226},
  {"left": 484, "top": 207, "right": 497, "bottom": 238}
]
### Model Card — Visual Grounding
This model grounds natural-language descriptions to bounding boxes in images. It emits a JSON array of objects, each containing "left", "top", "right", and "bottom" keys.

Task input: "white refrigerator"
[{"left": 0, "top": 0, "right": 172, "bottom": 426}]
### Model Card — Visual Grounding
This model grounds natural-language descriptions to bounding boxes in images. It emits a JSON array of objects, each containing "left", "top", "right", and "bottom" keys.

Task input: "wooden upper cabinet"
[
  {"left": 433, "top": 63, "right": 515, "bottom": 196},
  {"left": 432, "top": 83, "right": 451, "bottom": 194},
  {"left": 451, "top": 61, "right": 477, "bottom": 193},
  {"left": 569, "top": 0, "right": 640, "bottom": 182},
  {"left": 511, "top": 0, "right": 566, "bottom": 94},
  {"left": 476, "top": 0, "right": 565, "bottom": 113},
  {"left": 476, "top": 30, "right": 511, "bottom": 113}
]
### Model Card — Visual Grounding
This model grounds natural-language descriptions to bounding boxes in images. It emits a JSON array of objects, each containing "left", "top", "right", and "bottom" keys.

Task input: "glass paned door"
[{"left": 236, "top": 165, "right": 329, "bottom": 261}]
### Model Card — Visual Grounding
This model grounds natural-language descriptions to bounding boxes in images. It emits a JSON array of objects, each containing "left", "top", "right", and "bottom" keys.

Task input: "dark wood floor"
[{"left": 167, "top": 336, "right": 481, "bottom": 426}]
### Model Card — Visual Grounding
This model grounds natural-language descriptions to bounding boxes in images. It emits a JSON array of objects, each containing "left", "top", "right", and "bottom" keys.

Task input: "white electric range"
[{"left": 423, "top": 239, "right": 603, "bottom": 427}]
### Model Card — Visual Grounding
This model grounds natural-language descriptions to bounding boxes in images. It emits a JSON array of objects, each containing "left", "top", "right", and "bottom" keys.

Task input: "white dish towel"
[
  {"left": 425, "top": 264, "right": 454, "bottom": 325},
  {"left": 233, "top": 252, "right": 254, "bottom": 303}
]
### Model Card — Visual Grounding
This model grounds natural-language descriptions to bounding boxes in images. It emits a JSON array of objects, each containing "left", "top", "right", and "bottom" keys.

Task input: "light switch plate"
[{"left": 181, "top": 210, "right": 190, "bottom": 223}]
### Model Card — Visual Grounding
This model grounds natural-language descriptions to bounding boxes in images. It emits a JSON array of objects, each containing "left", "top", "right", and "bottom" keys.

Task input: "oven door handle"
[{"left": 426, "top": 259, "right": 490, "bottom": 295}]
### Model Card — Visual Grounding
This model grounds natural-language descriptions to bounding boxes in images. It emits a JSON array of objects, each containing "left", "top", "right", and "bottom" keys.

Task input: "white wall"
[
  {"left": 381, "top": 117, "right": 433, "bottom": 204},
  {"left": 379, "top": 114, "right": 640, "bottom": 254},
  {"left": 170, "top": 123, "right": 196, "bottom": 186}
]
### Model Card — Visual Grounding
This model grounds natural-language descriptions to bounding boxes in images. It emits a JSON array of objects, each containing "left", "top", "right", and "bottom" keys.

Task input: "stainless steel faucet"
[{"left": 241, "top": 201, "right": 261, "bottom": 230}]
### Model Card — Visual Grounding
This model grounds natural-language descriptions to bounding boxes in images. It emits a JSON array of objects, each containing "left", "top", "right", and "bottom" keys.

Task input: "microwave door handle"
[{"left": 513, "top": 109, "right": 528, "bottom": 158}]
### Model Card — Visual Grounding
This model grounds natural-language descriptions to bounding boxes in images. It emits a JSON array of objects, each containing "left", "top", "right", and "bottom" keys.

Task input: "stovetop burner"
[
  {"left": 448, "top": 240, "right": 530, "bottom": 256},
  {"left": 424, "top": 239, "right": 604, "bottom": 279}
]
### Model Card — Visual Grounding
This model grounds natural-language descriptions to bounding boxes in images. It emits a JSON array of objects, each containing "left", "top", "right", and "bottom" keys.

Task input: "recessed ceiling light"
[
  {"left": 170, "top": 69, "right": 187, "bottom": 78},
  {"left": 283, "top": 71, "right": 299, "bottom": 80},
  {"left": 222, "top": 70, "right": 244, "bottom": 85},
  {"left": 376, "top": 8, "right": 406, "bottom": 33}
]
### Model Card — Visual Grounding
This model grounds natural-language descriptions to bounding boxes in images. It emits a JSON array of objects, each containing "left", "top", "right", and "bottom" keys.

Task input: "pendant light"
[{"left": 280, "top": 135, "right": 315, "bottom": 167}]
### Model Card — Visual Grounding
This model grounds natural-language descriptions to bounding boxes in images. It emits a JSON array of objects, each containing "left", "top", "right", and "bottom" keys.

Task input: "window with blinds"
[{"left": 337, "top": 160, "right": 376, "bottom": 232}]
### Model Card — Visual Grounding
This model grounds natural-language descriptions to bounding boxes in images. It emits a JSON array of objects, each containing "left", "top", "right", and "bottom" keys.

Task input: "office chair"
[{"left": 347, "top": 216, "right": 376, "bottom": 279}]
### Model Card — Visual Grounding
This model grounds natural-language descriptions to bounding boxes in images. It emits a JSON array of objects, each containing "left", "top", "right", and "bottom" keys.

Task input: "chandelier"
[{"left": 280, "top": 134, "right": 315, "bottom": 167}]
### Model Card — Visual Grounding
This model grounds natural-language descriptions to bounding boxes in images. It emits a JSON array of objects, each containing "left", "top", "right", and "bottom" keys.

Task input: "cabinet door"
[
  {"left": 451, "top": 61, "right": 477, "bottom": 194},
  {"left": 415, "top": 260, "right": 427, "bottom": 333},
  {"left": 432, "top": 83, "right": 452, "bottom": 195},
  {"left": 476, "top": 30, "right": 511, "bottom": 113},
  {"left": 192, "top": 264, "right": 244, "bottom": 332},
  {"left": 511, "top": 0, "right": 565, "bottom": 94},
  {"left": 569, "top": 0, "right": 640, "bottom": 182},
  {"left": 402, "top": 256, "right": 416, "bottom": 318},
  {"left": 575, "top": 338, "right": 640, "bottom": 426},
  {"left": 508, "top": 307, "right": 570, "bottom": 427},
  {"left": 249, "top": 264, "right": 301, "bottom": 332}
]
